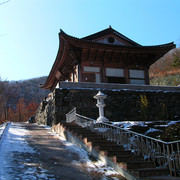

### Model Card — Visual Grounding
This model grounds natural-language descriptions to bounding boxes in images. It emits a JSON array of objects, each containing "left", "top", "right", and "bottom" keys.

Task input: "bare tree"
[{"left": 0, "top": 78, "right": 10, "bottom": 122}]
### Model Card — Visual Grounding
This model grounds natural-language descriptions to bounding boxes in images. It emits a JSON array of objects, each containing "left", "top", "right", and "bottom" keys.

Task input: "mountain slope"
[
  {"left": 7, "top": 76, "right": 50, "bottom": 109},
  {"left": 149, "top": 47, "right": 180, "bottom": 86}
]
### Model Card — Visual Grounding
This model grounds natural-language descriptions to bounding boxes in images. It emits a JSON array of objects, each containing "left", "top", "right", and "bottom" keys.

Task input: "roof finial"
[{"left": 109, "top": 25, "right": 112, "bottom": 29}]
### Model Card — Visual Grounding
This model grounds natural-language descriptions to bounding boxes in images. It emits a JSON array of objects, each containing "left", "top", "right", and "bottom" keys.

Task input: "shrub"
[
  {"left": 160, "top": 123, "right": 180, "bottom": 142},
  {"left": 172, "top": 56, "right": 180, "bottom": 67}
]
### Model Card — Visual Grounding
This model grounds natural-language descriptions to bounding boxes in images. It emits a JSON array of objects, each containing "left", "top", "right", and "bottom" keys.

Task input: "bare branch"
[{"left": 0, "top": 0, "right": 10, "bottom": 5}]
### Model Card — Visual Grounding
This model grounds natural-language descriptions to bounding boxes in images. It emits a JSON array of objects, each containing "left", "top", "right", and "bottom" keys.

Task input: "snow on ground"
[
  {"left": 144, "top": 128, "right": 163, "bottom": 135},
  {"left": 0, "top": 123, "right": 6, "bottom": 137},
  {"left": 59, "top": 136, "right": 119, "bottom": 178},
  {"left": 112, "top": 120, "right": 180, "bottom": 131},
  {"left": 112, "top": 121, "right": 147, "bottom": 129},
  {"left": 0, "top": 123, "right": 121, "bottom": 180},
  {"left": 0, "top": 122, "right": 56, "bottom": 180},
  {"left": 44, "top": 125, "right": 120, "bottom": 179}
]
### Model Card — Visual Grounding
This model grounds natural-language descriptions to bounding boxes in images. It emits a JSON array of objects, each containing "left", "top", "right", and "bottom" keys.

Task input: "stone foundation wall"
[
  {"left": 35, "top": 93, "right": 55, "bottom": 126},
  {"left": 35, "top": 82, "right": 180, "bottom": 125}
]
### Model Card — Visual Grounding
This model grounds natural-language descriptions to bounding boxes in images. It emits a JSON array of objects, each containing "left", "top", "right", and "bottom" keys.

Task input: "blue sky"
[{"left": 0, "top": 0, "right": 180, "bottom": 81}]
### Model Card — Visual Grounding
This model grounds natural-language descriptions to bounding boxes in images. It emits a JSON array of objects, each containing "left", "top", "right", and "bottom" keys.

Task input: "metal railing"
[
  {"left": 66, "top": 108, "right": 180, "bottom": 177},
  {"left": 94, "top": 122, "right": 180, "bottom": 177},
  {"left": 66, "top": 107, "right": 77, "bottom": 123}
]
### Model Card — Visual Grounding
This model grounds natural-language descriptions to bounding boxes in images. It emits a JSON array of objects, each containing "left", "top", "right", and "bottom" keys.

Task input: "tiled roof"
[{"left": 60, "top": 29, "right": 175, "bottom": 50}]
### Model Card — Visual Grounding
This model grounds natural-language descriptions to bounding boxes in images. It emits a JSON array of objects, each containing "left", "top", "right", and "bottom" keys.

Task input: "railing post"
[
  {"left": 66, "top": 108, "right": 180, "bottom": 176},
  {"left": 167, "top": 144, "right": 173, "bottom": 176}
]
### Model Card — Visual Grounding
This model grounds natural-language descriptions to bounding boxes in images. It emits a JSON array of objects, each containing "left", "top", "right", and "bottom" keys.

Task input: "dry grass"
[
  {"left": 150, "top": 74, "right": 180, "bottom": 86},
  {"left": 149, "top": 47, "right": 180, "bottom": 86},
  {"left": 149, "top": 68, "right": 180, "bottom": 78},
  {"left": 149, "top": 47, "right": 180, "bottom": 80}
]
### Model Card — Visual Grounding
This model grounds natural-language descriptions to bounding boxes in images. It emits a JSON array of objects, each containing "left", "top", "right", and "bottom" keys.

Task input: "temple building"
[{"left": 41, "top": 26, "right": 175, "bottom": 91}]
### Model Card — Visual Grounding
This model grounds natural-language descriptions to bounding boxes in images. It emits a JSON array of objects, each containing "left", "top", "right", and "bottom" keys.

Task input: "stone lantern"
[{"left": 94, "top": 91, "right": 108, "bottom": 122}]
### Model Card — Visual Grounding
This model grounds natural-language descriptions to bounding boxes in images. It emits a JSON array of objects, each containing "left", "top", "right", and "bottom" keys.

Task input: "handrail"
[
  {"left": 76, "top": 114, "right": 180, "bottom": 145},
  {"left": 76, "top": 113, "right": 95, "bottom": 122},
  {"left": 101, "top": 121, "right": 180, "bottom": 145},
  {"left": 66, "top": 107, "right": 77, "bottom": 122},
  {"left": 66, "top": 108, "right": 180, "bottom": 177}
]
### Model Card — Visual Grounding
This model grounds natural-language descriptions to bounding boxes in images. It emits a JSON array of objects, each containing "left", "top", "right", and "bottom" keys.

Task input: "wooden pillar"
[
  {"left": 145, "top": 68, "right": 150, "bottom": 85},
  {"left": 124, "top": 68, "right": 130, "bottom": 84},
  {"left": 78, "top": 65, "right": 81, "bottom": 82}
]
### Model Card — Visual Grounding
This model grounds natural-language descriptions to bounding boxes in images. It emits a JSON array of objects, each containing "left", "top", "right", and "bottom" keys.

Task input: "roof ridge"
[{"left": 81, "top": 27, "right": 141, "bottom": 46}]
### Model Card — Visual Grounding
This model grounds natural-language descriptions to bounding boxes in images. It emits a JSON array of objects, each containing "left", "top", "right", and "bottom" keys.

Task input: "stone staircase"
[{"left": 53, "top": 122, "right": 171, "bottom": 180}]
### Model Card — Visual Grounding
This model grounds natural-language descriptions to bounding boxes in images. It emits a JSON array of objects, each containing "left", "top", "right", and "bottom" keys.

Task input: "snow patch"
[
  {"left": 0, "top": 123, "right": 56, "bottom": 179},
  {"left": 112, "top": 121, "right": 147, "bottom": 129},
  {"left": 145, "top": 128, "right": 162, "bottom": 135},
  {"left": 52, "top": 131, "right": 119, "bottom": 177}
]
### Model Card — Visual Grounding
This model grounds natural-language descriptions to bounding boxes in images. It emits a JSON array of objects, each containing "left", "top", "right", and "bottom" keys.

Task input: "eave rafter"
[
  {"left": 69, "top": 46, "right": 81, "bottom": 65},
  {"left": 41, "top": 29, "right": 175, "bottom": 91}
]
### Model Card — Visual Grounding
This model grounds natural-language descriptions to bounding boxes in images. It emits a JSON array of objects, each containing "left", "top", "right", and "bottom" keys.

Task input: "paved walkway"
[{"left": 0, "top": 122, "right": 126, "bottom": 180}]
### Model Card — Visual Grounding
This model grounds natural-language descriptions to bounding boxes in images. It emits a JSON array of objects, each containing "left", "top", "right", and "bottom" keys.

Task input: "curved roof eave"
[
  {"left": 40, "top": 34, "right": 66, "bottom": 90},
  {"left": 40, "top": 29, "right": 176, "bottom": 91},
  {"left": 60, "top": 29, "right": 176, "bottom": 51}
]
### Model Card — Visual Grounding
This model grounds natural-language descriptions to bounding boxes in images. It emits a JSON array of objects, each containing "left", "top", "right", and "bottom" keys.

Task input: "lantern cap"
[{"left": 94, "top": 91, "right": 107, "bottom": 99}]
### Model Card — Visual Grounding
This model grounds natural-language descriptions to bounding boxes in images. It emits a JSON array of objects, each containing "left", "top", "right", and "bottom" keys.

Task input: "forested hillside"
[
  {"left": 0, "top": 76, "right": 49, "bottom": 123},
  {"left": 149, "top": 47, "right": 180, "bottom": 86},
  {"left": 8, "top": 76, "right": 49, "bottom": 107}
]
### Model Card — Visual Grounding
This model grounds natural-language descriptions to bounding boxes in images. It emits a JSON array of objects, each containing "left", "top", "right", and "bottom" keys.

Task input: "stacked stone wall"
[
  {"left": 54, "top": 88, "right": 180, "bottom": 123},
  {"left": 35, "top": 93, "right": 55, "bottom": 126},
  {"left": 35, "top": 85, "right": 180, "bottom": 125}
]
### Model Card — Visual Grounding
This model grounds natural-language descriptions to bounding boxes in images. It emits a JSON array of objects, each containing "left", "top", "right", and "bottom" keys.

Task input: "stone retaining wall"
[
  {"left": 35, "top": 93, "right": 55, "bottom": 126},
  {"left": 35, "top": 82, "right": 180, "bottom": 125}
]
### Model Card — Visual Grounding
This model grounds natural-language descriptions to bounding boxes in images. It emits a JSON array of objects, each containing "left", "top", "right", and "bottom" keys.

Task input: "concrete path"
[{"left": 0, "top": 122, "right": 126, "bottom": 180}]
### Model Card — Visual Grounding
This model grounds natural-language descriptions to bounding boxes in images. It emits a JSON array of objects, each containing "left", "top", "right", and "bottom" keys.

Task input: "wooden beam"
[
  {"left": 104, "top": 50, "right": 113, "bottom": 63},
  {"left": 89, "top": 49, "right": 96, "bottom": 62},
  {"left": 81, "top": 48, "right": 89, "bottom": 61}
]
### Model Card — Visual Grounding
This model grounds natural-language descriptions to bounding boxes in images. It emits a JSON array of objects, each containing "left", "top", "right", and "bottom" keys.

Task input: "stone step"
[
  {"left": 106, "top": 150, "right": 132, "bottom": 156},
  {"left": 88, "top": 140, "right": 118, "bottom": 146},
  {"left": 88, "top": 138, "right": 116, "bottom": 143},
  {"left": 87, "top": 141, "right": 118, "bottom": 148},
  {"left": 60, "top": 122, "right": 80, "bottom": 128},
  {"left": 73, "top": 130, "right": 97, "bottom": 137},
  {"left": 62, "top": 125, "right": 90, "bottom": 131},
  {"left": 61, "top": 125, "right": 82, "bottom": 131},
  {"left": 78, "top": 133, "right": 103, "bottom": 140},
  {"left": 65, "top": 126, "right": 85, "bottom": 130},
  {"left": 71, "top": 129, "right": 93, "bottom": 134},
  {"left": 59, "top": 122, "right": 171, "bottom": 179},
  {"left": 118, "top": 161, "right": 155, "bottom": 170},
  {"left": 83, "top": 136, "right": 106, "bottom": 142},
  {"left": 61, "top": 125, "right": 95, "bottom": 134},
  {"left": 115, "top": 155, "right": 143, "bottom": 163},
  {"left": 132, "top": 168, "right": 169, "bottom": 178},
  {"left": 60, "top": 123, "right": 99, "bottom": 136},
  {"left": 60, "top": 123, "right": 96, "bottom": 135},
  {"left": 96, "top": 144, "right": 124, "bottom": 151}
]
